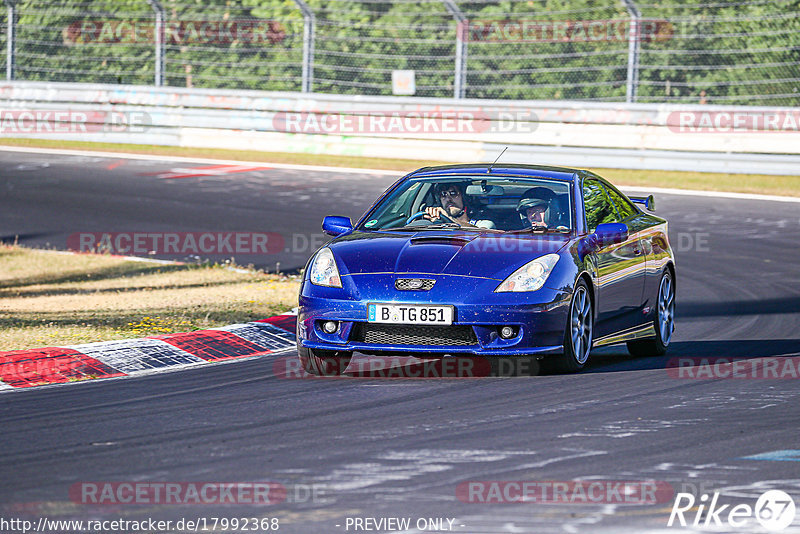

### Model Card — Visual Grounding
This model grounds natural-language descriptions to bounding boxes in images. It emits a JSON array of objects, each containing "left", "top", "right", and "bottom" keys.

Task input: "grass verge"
[
  {"left": 1, "top": 137, "right": 798, "bottom": 197},
  {"left": 0, "top": 244, "right": 300, "bottom": 352},
  {"left": 0, "top": 137, "right": 449, "bottom": 172}
]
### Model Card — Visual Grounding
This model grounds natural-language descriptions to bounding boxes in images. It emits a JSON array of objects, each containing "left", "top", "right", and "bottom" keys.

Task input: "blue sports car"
[{"left": 297, "top": 164, "right": 675, "bottom": 375}]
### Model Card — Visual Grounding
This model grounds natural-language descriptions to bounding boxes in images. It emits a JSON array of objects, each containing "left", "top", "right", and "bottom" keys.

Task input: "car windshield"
[{"left": 359, "top": 176, "right": 573, "bottom": 233}]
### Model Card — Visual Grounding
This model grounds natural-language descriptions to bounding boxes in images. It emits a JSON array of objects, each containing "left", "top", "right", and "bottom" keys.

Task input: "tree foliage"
[{"left": 3, "top": 0, "right": 798, "bottom": 105}]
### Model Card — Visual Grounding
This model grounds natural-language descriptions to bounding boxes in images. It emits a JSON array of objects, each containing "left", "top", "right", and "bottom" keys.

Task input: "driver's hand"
[{"left": 423, "top": 206, "right": 445, "bottom": 220}]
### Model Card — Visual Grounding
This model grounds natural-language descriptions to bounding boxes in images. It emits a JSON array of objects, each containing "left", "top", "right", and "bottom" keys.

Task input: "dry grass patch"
[
  {"left": 0, "top": 138, "right": 447, "bottom": 172},
  {"left": 595, "top": 168, "right": 800, "bottom": 198},
  {"left": 1, "top": 138, "right": 799, "bottom": 197},
  {"left": 0, "top": 245, "right": 300, "bottom": 351}
]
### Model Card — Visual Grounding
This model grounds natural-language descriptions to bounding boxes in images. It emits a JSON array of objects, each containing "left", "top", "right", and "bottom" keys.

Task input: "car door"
[
  {"left": 603, "top": 182, "right": 650, "bottom": 303},
  {"left": 582, "top": 179, "right": 647, "bottom": 338}
]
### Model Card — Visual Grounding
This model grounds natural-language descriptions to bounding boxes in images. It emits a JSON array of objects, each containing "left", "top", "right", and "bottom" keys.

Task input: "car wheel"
[
  {"left": 547, "top": 280, "right": 593, "bottom": 373},
  {"left": 297, "top": 346, "right": 352, "bottom": 376},
  {"left": 627, "top": 269, "right": 675, "bottom": 357}
]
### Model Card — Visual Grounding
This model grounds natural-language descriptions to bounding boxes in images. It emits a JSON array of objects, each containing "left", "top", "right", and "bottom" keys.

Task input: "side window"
[
  {"left": 582, "top": 179, "right": 618, "bottom": 232},
  {"left": 604, "top": 185, "right": 638, "bottom": 220}
]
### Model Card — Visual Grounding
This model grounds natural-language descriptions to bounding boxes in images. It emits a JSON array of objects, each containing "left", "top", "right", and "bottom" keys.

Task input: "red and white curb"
[{"left": 0, "top": 312, "right": 298, "bottom": 391}]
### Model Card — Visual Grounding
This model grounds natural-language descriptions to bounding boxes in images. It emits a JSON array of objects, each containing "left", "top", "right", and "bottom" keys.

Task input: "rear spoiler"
[{"left": 629, "top": 194, "right": 656, "bottom": 211}]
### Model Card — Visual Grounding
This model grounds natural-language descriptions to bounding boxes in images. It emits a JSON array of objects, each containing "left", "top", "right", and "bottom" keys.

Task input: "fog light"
[
  {"left": 322, "top": 321, "right": 338, "bottom": 334},
  {"left": 499, "top": 326, "right": 516, "bottom": 339}
]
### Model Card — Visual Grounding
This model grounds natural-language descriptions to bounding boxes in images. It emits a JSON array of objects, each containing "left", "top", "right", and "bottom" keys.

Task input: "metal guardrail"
[
  {"left": 4, "top": 1, "right": 799, "bottom": 105},
  {"left": 1, "top": 81, "right": 799, "bottom": 175}
]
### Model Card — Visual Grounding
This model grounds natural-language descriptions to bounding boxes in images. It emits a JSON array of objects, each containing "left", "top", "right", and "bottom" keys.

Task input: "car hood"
[{"left": 328, "top": 231, "right": 569, "bottom": 280}]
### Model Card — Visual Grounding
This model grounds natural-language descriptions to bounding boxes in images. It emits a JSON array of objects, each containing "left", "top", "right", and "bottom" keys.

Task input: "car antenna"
[{"left": 487, "top": 146, "right": 508, "bottom": 174}]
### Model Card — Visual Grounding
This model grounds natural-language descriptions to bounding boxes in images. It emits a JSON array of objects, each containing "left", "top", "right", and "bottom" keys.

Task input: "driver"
[
  {"left": 517, "top": 187, "right": 557, "bottom": 229},
  {"left": 424, "top": 183, "right": 495, "bottom": 229}
]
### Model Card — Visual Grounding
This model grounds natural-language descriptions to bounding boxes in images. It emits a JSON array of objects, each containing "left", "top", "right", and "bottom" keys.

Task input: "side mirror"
[
  {"left": 322, "top": 216, "right": 353, "bottom": 237},
  {"left": 593, "top": 222, "right": 628, "bottom": 247},
  {"left": 630, "top": 194, "right": 656, "bottom": 211}
]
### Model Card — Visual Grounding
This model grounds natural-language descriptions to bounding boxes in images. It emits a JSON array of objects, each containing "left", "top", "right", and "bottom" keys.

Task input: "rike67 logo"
[{"left": 668, "top": 490, "right": 796, "bottom": 531}]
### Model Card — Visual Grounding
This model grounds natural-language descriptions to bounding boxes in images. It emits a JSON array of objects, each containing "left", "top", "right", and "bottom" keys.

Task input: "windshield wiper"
[
  {"left": 377, "top": 223, "right": 463, "bottom": 231},
  {"left": 378, "top": 225, "right": 439, "bottom": 232},
  {"left": 424, "top": 222, "right": 463, "bottom": 229},
  {"left": 507, "top": 225, "right": 571, "bottom": 235}
]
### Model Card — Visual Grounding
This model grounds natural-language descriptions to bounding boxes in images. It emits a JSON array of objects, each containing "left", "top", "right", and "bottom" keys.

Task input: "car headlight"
[
  {"left": 309, "top": 247, "right": 342, "bottom": 287},
  {"left": 495, "top": 253, "right": 560, "bottom": 292}
]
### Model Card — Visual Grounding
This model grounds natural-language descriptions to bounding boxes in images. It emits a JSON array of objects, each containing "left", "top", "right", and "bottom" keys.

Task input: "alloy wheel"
[
  {"left": 658, "top": 272, "right": 675, "bottom": 346},
  {"left": 570, "top": 285, "right": 593, "bottom": 364}
]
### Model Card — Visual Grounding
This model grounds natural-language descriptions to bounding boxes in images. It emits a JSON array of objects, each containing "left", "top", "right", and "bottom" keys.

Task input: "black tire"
[
  {"left": 627, "top": 269, "right": 675, "bottom": 357},
  {"left": 545, "top": 279, "right": 593, "bottom": 373},
  {"left": 297, "top": 346, "right": 352, "bottom": 376}
]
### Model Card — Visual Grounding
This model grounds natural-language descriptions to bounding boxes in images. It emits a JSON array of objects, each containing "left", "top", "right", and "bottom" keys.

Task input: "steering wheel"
[
  {"left": 406, "top": 209, "right": 456, "bottom": 225},
  {"left": 406, "top": 211, "right": 429, "bottom": 225}
]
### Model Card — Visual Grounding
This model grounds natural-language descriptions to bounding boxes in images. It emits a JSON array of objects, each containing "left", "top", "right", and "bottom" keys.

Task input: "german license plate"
[{"left": 367, "top": 303, "right": 453, "bottom": 325}]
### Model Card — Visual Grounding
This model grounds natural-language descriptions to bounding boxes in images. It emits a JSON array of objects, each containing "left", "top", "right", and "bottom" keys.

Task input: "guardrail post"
[
  {"left": 621, "top": 0, "right": 640, "bottom": 103},
  {"left": 292, "top": 0, "right": 315, "bottom": 93},
  {"left": 4, "top": 0, "right": 16, "bottom": 81},
  {"left": 146, "top": 0, "right": 165, "bottom": 86},
  {"left": 442, "top": 0, "right": 467, "bottom": 99}
]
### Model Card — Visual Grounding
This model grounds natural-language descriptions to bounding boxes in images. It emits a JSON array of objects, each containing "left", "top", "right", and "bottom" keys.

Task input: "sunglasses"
[{"left": 439, "top": 189, "right": 461, "bottom": 198}]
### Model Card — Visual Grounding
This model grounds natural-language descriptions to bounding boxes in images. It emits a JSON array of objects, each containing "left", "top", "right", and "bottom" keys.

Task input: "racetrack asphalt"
[{"left": 1, "top": 150, "right": 800, "bottom": 533}]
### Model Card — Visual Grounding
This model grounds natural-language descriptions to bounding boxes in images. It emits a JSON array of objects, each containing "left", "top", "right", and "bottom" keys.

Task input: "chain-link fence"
[
  {"left": 0, "top": 9, "right": 6, "bottom": 80},
  {"left": 2, "top": 0, "right": 799, "bottom": 105}
]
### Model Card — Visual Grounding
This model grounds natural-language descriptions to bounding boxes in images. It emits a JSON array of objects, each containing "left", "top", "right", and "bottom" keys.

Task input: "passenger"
[{"left": 516, "top": 187, "right": 558, "bottom": 229}]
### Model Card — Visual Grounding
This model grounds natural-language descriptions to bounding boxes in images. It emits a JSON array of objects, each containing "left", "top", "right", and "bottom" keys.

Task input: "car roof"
[{"left": 409, "top": 163, "right": 580, "bottom": 182}]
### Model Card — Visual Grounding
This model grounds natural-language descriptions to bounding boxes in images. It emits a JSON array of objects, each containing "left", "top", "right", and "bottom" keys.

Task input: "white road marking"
[
  {"left": 0, "top": 145, "right": 400, "bottom": 176},
  {"left": 621, "top": 185, "right": 800, "bottom": 203},
  {"left": 1, "top": 145, "right": 797, "bottom": 202}
]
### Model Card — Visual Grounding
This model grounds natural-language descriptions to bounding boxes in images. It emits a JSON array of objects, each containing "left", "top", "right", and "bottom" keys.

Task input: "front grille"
[
  {"left": 395, "top": 278, "right": 436, "bottom": 291},
  {"left": 351, "top": 323, "right": 477, "bottom": 346}
]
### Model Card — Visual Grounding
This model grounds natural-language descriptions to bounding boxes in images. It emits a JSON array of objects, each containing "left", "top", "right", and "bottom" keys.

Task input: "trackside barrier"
[{"left": 1, "top": 81, "right": 799, "bottom": 175}]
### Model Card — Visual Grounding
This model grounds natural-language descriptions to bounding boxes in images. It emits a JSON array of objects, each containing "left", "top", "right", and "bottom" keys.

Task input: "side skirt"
[{"left": 592, "top": 323, "right": 656, "bottom": 348}]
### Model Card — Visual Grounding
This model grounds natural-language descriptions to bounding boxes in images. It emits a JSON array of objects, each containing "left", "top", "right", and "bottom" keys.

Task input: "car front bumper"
[{"left": 298, "top": 273, "right": 571, "bottom": 356}]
